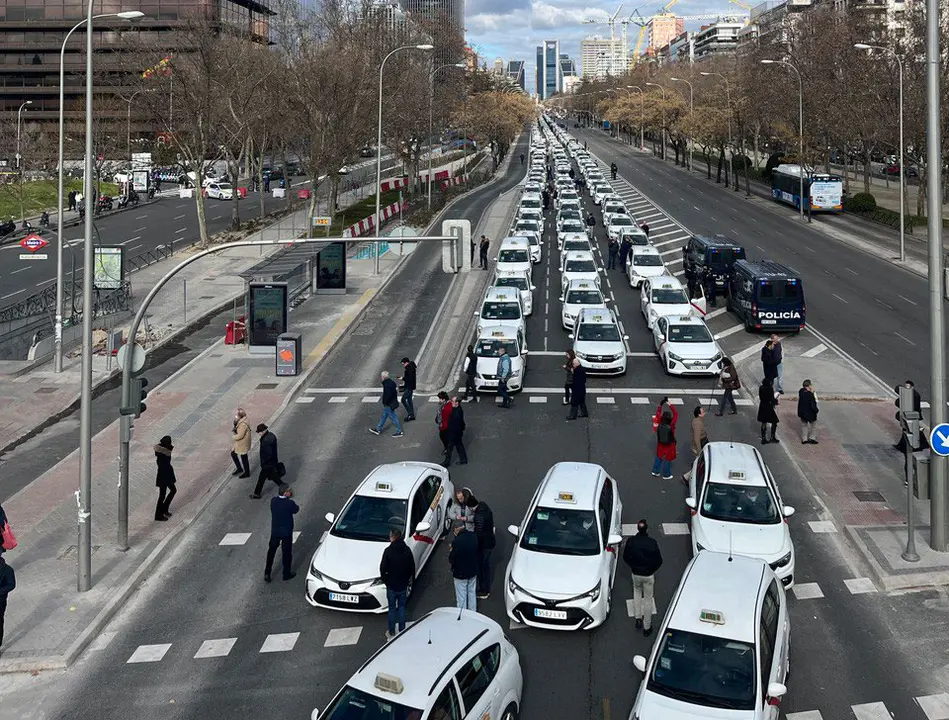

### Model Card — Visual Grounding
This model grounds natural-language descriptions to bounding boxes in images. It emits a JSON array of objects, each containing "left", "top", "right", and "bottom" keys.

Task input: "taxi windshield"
[
  {"left": 477, "top": 338, "right": 517, "bottom": 357},
  {"left": 481, "top": 301, "right": 520, "bottom": 320},
  {"left": 560, "top": 191, "right": 579, "bottom": 200},
  {"left": 565, "top": 260, "right": 596, "bottom": 273},
  {"left": 610, "top": 216, "right": 633, "bottom": 226},
  {"left": 560, "top": 210, "right": 582, "bottom": 221},
  {"left": 647, "top": 629, "right": 755, "bottom": 710},
  {"left": 562, "top": 221, "right": 584, "bottom": 231},
  {"left": 521, "top": 197, "right": 541, "bottom": 209},
  {"left": 520, "top": 505, "right": 600, "bottom": 556},
  {"left": 577, "top": 323, "right": 620, "bottom": 342},
  {"left": 652, "top": 288, "right": 688, "bottom": 304},
  {"left": 701, "top": 482, "right": 779, "bottom": 524},
  {"left": 566, "top": 290, "right": 602, "bottom": 305},
  {"left": 496, "top": 277, "right": 528, "bottom": 291},
  {"left": 332, "top": 496, "right": 407, "bottom": 542},
  {"left": 499, "top": 249, "right": 529, "bottom": 263},
  {"left": 633, "top": 254, "right": 663, "bottom": 267},
  {"left": 516, "top": 222, "right": 538, "bottom": 232},
  {"left": 604, "top": 205, "right": 625, "bottom": 214},
  {"left": 321, "top": 685, "right": 423, "bottom": 720},
  {"left": 563, "top": 241, "right": 589, "bottom": 253},
  {"left": 669, "top": 324, "right": 713, "bottom": 343}
]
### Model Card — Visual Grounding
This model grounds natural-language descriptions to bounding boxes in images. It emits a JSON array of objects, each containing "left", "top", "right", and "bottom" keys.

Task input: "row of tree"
[{"left": 564, "top": 3, "right": 948, "bottom": 215}]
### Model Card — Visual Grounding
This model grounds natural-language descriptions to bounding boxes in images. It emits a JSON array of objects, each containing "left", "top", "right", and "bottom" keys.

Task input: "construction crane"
[
  {"left": 629, "top": 4, "right": 748, "bottom": 61},
  {"left": 729, "top": 0, "right": 754, "bottom": 10},
  {"left": 582, "top": 3, "right": 624, "bottom": 75}
]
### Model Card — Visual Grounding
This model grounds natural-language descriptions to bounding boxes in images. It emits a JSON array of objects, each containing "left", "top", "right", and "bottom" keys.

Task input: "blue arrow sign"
[{"left": 929, "top": 423, "right": 949, "bottom": 457}]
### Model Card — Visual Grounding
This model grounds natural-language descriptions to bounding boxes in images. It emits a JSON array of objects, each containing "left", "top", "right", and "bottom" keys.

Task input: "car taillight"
[
  {"left": 768, "top": 697, "right": 782, "bottom": 707},
  {"left": 751, "top": 303, "right": 758, "bottom": 316},
  {"left": 606, "top": 545, "right": 616, "bottom": 554}
]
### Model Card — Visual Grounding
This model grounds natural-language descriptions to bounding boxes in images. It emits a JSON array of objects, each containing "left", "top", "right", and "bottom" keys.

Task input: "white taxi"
[
  {"left": 570, "top": 308, "right": 628, "bottom": 375},
  {"left": 558, "top": 222, "right": 588, "bottom": 248},
  {"left": 653, "top": 315, "right": 723, "bottom": 376},
  {"left": 686, "top": 442, "right": 796, "bottom": 586},
  {"left": 470, "top": 326, "right": 527, "bottom": 393},
  {"left": 516, "top": 207, "right": 543, "bottom": 226},
  {"left": 590, "top": 183, "right": 613, "bottom": 205},
  {"left": 560, "top": 250, "right": 601, "bottom": 298},
  {"left": 606, "top": 215, "right": 636, "bottom": 242},
  {"left": 205, "top": 181, "right": 234, "bottom": 200},
  {"left": 504, "top": 462, "right": 623, "bottom": 631},
  {"left": 640, "top": 276, "right": 703, "bottom": 329},
  {"left": 557, "top": 207, "right": 584, "bottom": 231},
  {"left": 602, "top": 201, "right": 629, "bottom": 227},
  {"left": 559, "top": 236, "right": 592, "bottom": 264},
  {"left": 305, "top": 462, "right": 453, "bottom": 612},
  {"left": 556, "top": 188, "right": 581, "bottom": 208},
  {"left": 519, "top": 193, "right": 542, "bottom": 212},
  {"left": 495, "top": 236, "right": 533, "bottom": 279},
  {"left": 511, "top": 218, "right": 541, "bottom": 247},
  {"left": 494, "top": 269, "right": 534, "bottom": 316},
  {"left": 562, "top": 279, "right": 608, "bottom": 330},
  {"left": 313, "top": 608, "right": 523, "bottom": 720},
  {"left": 627, "top": 246, "right": 668, "bottom": 288},
  {"left": 630, "top": 551, "right": 790, "bottom": 720},
  {"left": 476, "top": 286, "right": 525, "bottom": 338}
]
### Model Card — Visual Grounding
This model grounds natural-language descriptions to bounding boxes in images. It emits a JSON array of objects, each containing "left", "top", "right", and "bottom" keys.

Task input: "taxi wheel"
[{"left": 501, "top": 703, "right": 519, "bottom": 720}]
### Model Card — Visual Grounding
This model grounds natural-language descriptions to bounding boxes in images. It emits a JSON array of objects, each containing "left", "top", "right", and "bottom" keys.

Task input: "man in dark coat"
[
  {"left": 567, "top": 358, "right": 588, "bottom": 420},
  {"left": 797, "top": 379, "right": 819, "bottom": 445},
  {"left": 623, "top": 519, "right": 662, "bottom": 636},
  {"left": 757, "top": 378, "right": 779, "bottom": 444},
  {"left": 479, "top": 236, "right": 490, "bottom": 269},
  {"left": 380, "top": 527, "right": 415, "bottom": 640},
  {"left": 370, "top": 371, "right": 403, "bottom": 437},
  {"left": 265, "top": 484, "right": 299, "bottom": 582},
  {"left": 619, "top": 237, "right": 632, "bottom": 275},
  {"left": 463, "top": 345, "right": 478, "bottom": 401},
  {"left": 607, "top": 237, "right": 619, "bottom": 270},
  {"left": 449, "top": 526, "right": 479, "bottom": 610},
  {"left": 443, "top": 396, "right": 468, "bottom": 467},
  {"left": 399, "top": 356, "right": 417, "bottom": 421},
  {"left": 761, "top": 339, "right": 780, "bottom": 391},
  {"left": 467, "top": 495, "right": 496, "bottom": 599},
  {"left": 251, "top": 424, "right": 282, "bottom": 498},
  {"left": 0, "top": 555, "right": 14, "bottom": 649},
  {"left": 154, "top": 435, "right": 177, "bottom": 521}
]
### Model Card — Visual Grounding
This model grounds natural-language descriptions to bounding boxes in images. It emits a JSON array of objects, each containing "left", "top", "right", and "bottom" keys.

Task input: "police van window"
[
  {"left": 784, "top": 280, "right": 800, "bottom": 299},
  {"left": 758, "top": 281, "right": 774, "bottom": 299},
  {"left": 455, "top": 644, "right": 501, "bottom": 713},
  {"left": 427, "top": 684, "right": 462, "bottom": 720}
]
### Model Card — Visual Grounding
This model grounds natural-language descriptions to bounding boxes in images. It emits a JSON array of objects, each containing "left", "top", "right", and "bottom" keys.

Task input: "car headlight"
[
  {"left": 668, "top": 352, "right": 683, "bottom": 362},
  {"left": 369, "top": 577, "right": 385, "bottom": 587},
  {"left": 509, "top": 576, "right": 526, "bottom": 595},
  {"left": 772, "top": 551, "right": 793, "bottom": 568},
  {"left": 309, "top": 562, "right": 323, "bottom": 580},
  {"left": 509, "top": 370, "right": 520, "bottom": 378},
  {"left": 710, "top": 352, "right": 723, "bottom": 363},
  {"left": 649, "top": 309, "right": 657, "bottom": 317},
  {"left": 695, "top": 542, "right": 705, "bottom": 552},
  {"left": 576, "top": 351, "right": 589, "bottom": 360},
  {"left": 583, "top": 583, "right": 601, "bottom": 601},
  {"left": 612, "top": 352, "right": 625, "bottom": 361}
]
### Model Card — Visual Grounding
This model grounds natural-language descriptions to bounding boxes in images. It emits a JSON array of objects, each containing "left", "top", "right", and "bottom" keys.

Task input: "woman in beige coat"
[{"left": 231, "top": 408, "right": 251, "bottom": 478}]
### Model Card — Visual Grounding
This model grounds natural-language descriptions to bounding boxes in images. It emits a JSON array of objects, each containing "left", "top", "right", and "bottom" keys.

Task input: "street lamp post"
[
  {"left": 374, "top": 43, "right": 433, "bottom": 275},
  {"left": 54, "top": 10, "right": 143, "bottom": 375},
  {"left": 15, "top": 100, "right": 32, "bottom": 222},
  {"left": 627, "top": 86, "right": 645, "bottom": 150},
  {"left": 646, "top": 82, "right": 666, "bottom": 160},
  {"left": 125, "top": 89, "right": 146, "bottom": 161},
  {"left": 761, "top": 59, "right": 805, "bottom": 221},
  {"left": 855, "top": 43, "right": 906, "bottom": 263},
  {"left": 670, "top": 77, "right": 693, "bottom": 172},
  {"left": 427, "top": 62, "right": 465, "bottom": 211}
]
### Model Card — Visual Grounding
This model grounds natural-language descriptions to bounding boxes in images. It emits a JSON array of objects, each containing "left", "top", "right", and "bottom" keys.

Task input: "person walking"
[
  {"left": 230, "top": 408, "right": 251, "bottom": 478},
  {"left": 468, "top": 494, "right": 496, "bottom": 599},
  {"left": 250, "top": 424, "right": 282, "bottom": 498},
  {"left": 479, "top": 236, "right": 490, "bottom": 269},
  {"left": 683, "top": 406, "right": 708, "bottom": 483},
  {"left": 448, "top": 487, "right": 474, "bottom": 532},
  {"left": 436, "top": 391, "right": 452, "bottom": 462},
  {"left": 622, "top": 520, "right": 663, "bottom": 637},
  {"left": 264, "top": 484, "right": 298, "bottom": 583},
  {"left": 68, "top": 189, "right": 76, "bottom": 211},
  {"left": 519, "top": 153, "right": 525, "bottom": 165},
  {"left": 894, "top": 380, "right": 923, "bottom": 452},
  {"left": 715, "top": 358, "right": 740, "bottom": 416},
  {"left": 567, "top": 358, "right": 588, "bottom": 420},
  {"left": 703, "top": 266, "right": 717, "bottom": 307},
  {"left": 652, "top": 406, "right": 678, "bottom": 480},
  {"left": 154, "top": 435, "right": 177, "bottom": 521},
  {"left": 379, "top": 527, "right": 415, "bottom": 640},
  {"left": 449, "top": 525, "right": 479, "bottom": 610},
  {"left": 797, "top": 379, "right": 819, "bottom": 445},
  {"left": 562, "top": 350, "right": 576, "bottom": 406},
  {"left": 619, "top": 236, "right": 632, "bottom": 276},
  {"left": 463, "top": 345, "right": 478, "bottom": 401},
  {"left": 761, "top": 339, "right": 779, "bottom": 401},
  {"left": 497, "top": 346, "right": 513, "bottom": 409},
  {"left": 399, "top": 357, "right": 417, "bottom": 422},
  {"left": 0, "top": 554, "right": 14, "bottom": 650},
  {"left": 607, "top": 237, "right": 619, "bottom": 270},
  {"left": 370, "top": 371, "right": 404, "bottom": 437},
  {"left": 542, "top": 188, "right": 550, "bottom": 211},
  {"left": 640, "top": 222, "right": 650, "bottom": 238},
  {"left": 443, "top": 396, "right": 468, "bottom": 467},
  {"left": 757, "top": 377, "right": 780, "bottom": 444},
  {"left": 770, "top": 334, "right": 784, "bottom": 395},
  {"left": 585, "top": 212, "right": 596, "bottom": 235}
]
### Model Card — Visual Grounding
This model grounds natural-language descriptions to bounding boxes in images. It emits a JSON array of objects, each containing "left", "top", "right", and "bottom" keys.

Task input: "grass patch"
[
  {"left": 0, "top": 178, "right": 120, "bottom": 219},
  {"left": 319, "top": 189, "right": 404, "bottom": 238}
]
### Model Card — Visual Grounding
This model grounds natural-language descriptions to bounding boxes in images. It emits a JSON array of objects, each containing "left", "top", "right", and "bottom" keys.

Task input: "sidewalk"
[
  {"left": 0, "top": 248, "right": 405, "bottom": 673},
  {"left": 829, "top": 162, "right": 949, "bottom": 222}
]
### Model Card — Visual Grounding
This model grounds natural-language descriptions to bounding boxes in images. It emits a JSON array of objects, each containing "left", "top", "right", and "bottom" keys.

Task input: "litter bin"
[
  {"left": 237, "top": 186, "right": 248, "bottom": 198},
  {"left": 225, "top": 316, "right": 247, "bottom": 345},
  {"left": 297, "top": 188, "right": 310, "bottom": 200},
  {"left": 276, "top": 332, "right": 302, "bottom": 376}
]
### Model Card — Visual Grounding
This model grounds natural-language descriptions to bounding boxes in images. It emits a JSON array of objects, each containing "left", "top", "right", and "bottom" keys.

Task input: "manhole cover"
[
  {"left": 59, "top": 545, "right": 102, "bottom": 560},
  {"left": 35, "top": 387, "right": 57, "bottom": 394},
  {"left": 853, "top": 490, "right": 886, "bottom": 503},
  {"left": 256, "top": 383, "right": 278, "bottom": 390}
]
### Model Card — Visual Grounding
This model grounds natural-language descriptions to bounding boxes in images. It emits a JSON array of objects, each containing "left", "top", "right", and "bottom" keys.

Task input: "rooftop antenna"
[
  {"left": 457, "top": 605, "right": 463, "bottom": 623},
  {"left": 728, "top": 528, "right": 734, "bottom": 562}
]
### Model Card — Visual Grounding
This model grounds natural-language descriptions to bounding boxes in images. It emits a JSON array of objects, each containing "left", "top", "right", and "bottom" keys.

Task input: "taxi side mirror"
[
  {"left": 767, "top": 682, "right": 787, "bottom": 698},
  {"left": 311, "top": 709, "right": 320, "bottom": 720},
  {"left": 633, "top": 655, "right": 647, "bottom": 673},
  {"left": 473, "top": 311, "right": 480, "bottom": 316},
  {"left": 622, "top": 335, "right": 629, "bottom": 340},
  {"left": 568, "top": 334, "right": 575, "bottom": 340},
  {"left": 607, "top": 533, "right": 623, "bottom": 546},
  {"left": 522, "top": 350, "right": 529, "bottom": 357},
  {"left": 783, "top": 506, "right": 796, "bottom": 518},
  {"left": 324, "top": 512, "right": 335, "bottom": 524},
  {"left": 685, "top": 498, "right": 697, "bottom": 509},
  {"left": 507, "top": 524, "right": 520, "bottom": 537},
  {"left": 604, "top": 298, "right": 611, "bottom": 303},
  {"left": 530, "top": 285, "right": 537, "bottom": 291},
  {"left": 415, "top": 521, "right": 432, "bottom": 534}
]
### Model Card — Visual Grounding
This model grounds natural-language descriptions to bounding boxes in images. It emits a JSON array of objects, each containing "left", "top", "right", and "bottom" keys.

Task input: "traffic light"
[{"left": 121, "top": 377, "right": 149, "bottom": 417}]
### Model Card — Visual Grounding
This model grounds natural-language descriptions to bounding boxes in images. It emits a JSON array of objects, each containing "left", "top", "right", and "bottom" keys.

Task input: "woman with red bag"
[{"left": 651, "top": 399, "right": 678, "bottom": 480}]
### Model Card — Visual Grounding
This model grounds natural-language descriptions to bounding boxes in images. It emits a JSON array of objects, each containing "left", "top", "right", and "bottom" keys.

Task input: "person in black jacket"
[
  {"left": 567, "top": 359, "right": 588, "bottom": 420},
  {"left": 467, "top": 495, "right": 496, "bottom": 598},
  {"left": 370, "top": 371, "right": 404, "bottom": 437},
  {"left": 443, "top": 396, "right": 468, "bottom": 467},
  {"left": 770, "top": 334, "right": 784, "bottom": 394},
  {"left": 622, "top": 520, "right": 663, "bottom": 636},
  {"left": 0, "top": 555, "right": 14, "bottom": 648},
  {"left": 399, "top": 357, "right": 418, "bottom": 421},
  {"left": 251, "top": 424, "right": 282, "bottom": 498},
  {"left": 154, "top": 435, "right": 177, "bottom": 521},
  {"left": 797, "top": 379, "right": 819, "bottom": 445},
  {"left": 463, "top": 345, "right": 478, "bottom": 401},
  {"left": 380, "top": 527, "right": 415, "bottom": 640},
  {"left": 761, "top": 340, "right": 779, "bottom": 397},
  {"left": 757, "top": 378, "right": 779, "bottom": 444},
  {"left": 265, "top": 484, "right": 299, "bottom": 582},
  {"left": 449, "top": 526, "right": 479, "bottom": 610}
]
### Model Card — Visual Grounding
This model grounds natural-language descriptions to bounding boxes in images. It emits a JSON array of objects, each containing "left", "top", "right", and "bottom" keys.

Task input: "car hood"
[
  {"left": 667, "top": 341, "right": 719, "bottom": 360},
  {"left": 652, "top": 303, "right": 694, "bottom": 319},
  {"left": 631, "top": 265, "right": 667, "bottom": 277},
  {"left": 695, "top": 517, "right": 789, "bottom": 558},
  {"left": 563, "top": 271, "right": 600, "bottom": 286},
  {"left": 510, "top": 547, "right": 602, "bottom": 597},
  {"left": 575, "top": 339, "right": 624, "bottom": 355},
  {"left": 564, "top": 302, "right": 607, "bottom": 316},
  {"left": 637, "top": 690, "right": 756, "bottom": 720},
  {"left": 312, "top": 534, "right": 385, "bottom": 582}
]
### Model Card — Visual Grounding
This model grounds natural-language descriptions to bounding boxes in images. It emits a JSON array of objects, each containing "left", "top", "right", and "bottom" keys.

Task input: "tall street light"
[
  {"left": 16, "top": 100, "right": 32, "bottom": 222},
  {"left": 427, "top": 62, "right": 465, "bottom": 211},
  {"left": 54, "top": 10, "right": 143, "bottom": 375},
  {"left": 855, "top": 42, "right": 906, "bottom": 263},
  {"left": 761, "top": 59, "right": 805, "bottom": 221},
  {"left": 627, "top": 86, "right": 645, "bottom": 150},
  {"left": 125, "top": 88, "right": 151, "bottom": 161},
  {"left": 646, "top": 82, "right": 666, "bottom": 160},
  {"left": 374, "top": 43, "right": 433, "bottom": 274},
  {"left": 670, "top": 77, "right": 693, "bottom": 172}
]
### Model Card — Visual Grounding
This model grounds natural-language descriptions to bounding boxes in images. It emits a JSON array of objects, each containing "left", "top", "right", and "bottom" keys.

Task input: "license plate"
[
  {"left": 760, "top": 319, "right": 777, "bottom": 324},
  {"left": 328, "top": 592, "right": 359, "bottom": 604},
  {"left": 534, "top": 608, "right": 568, "bottom": 620},
  {"left": 591, "top": 363, "right": 607, "bottom": 369}
]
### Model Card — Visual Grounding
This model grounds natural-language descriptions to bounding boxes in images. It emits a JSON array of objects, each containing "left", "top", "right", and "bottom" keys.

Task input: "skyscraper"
[
  {"left": 398, "top": 0, "right": 465, "bottom": 36},
  {"left": 535, "top": 40, "right": 561, "bottom": 100},
  {"left": 580, "top": 35, "right": 627, "bottom": 78},
  {"left": 506, "top": 60, "right": 526, "bottom": 91}
]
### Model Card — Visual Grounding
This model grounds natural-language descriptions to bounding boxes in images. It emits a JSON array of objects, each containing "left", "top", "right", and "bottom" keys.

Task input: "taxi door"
[
  {"left": 689, "top": 281, "right": 708, "bottom": 317},
  {"left": 409, "top": 476, "right": 444, "bottom": 571},
  {"left": 599, "top": 478, "right": 621, "bottom": 586},
  {"left": 639, "top": 278, "right": 652, "bottom": 318}
]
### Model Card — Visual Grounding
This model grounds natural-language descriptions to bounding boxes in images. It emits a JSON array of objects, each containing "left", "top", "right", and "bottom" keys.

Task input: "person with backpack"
[{"left": 652, "top": 402, "right": 678, "bottom": 480}]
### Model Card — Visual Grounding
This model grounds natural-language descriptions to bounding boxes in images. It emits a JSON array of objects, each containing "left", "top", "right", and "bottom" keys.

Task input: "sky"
[{"left": 465, "top": 0, "right": 750, "bottom": 91}]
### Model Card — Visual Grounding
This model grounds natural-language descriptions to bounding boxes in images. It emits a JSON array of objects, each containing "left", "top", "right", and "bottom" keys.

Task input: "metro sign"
[{"left": 20, "top": 233, "right": 48, "bottom": 253}]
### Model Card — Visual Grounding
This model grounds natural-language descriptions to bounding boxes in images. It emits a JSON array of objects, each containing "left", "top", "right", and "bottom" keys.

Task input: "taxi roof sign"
[
  {"left": 491, "top": 330, "right": 506, "bottom": 337},
  {"left": 374, "top": 673, "right": 404, "bottom": 694},
  {"left": 727, "top": 470, "right": 746, "bottom": 481},
  {"left": 555, "top": 491, "right": 577, "bottom": 504},
  {"left": 700, "top": 609, "right": 726, "bottom": 625},
  {"left": 375, "top": 481, "right": 393, "bottom": 492}
]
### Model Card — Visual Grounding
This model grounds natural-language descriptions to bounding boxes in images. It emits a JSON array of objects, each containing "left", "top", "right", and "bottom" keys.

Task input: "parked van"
[
  {"left": 727, "top": 260, "right": 806, "bottom": 332},
  {"left": 496, "top": 236, "right": 533, "bottom": 279}
]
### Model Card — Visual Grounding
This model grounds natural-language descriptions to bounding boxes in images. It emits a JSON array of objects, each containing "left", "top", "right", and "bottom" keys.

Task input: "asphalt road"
[
  {"left": 18, "top": 128, "right": 945, "bottom": 720},
  {"left": 576, "top": 127, "right": 948, "bottom": 401}
]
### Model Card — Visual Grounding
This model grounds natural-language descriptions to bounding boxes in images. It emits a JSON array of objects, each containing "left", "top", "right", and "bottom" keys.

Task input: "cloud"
[
  {"left": 467, "top": 0, "right": 531, "bottom": 13},
  {"left": 530, "top": 0, "right": 609, "bottom": 29},
  {"left": 466, "top": 8, "right": 531, "bottom": 34}
]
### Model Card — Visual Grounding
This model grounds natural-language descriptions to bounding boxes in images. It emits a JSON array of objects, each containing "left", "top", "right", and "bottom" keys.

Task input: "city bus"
[{"left": 771, "top": 164, "right": 843, "bottom": 213}]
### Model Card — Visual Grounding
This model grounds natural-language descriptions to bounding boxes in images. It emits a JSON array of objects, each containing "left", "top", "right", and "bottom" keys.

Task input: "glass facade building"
[{"left": 535, "top": 39, "right": 560, "bottom": 100}]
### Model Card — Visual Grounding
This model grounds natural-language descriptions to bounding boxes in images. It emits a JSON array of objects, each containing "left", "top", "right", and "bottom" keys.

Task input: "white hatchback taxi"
[
  {"left": 494, "top": 269, "right": 535, "bottom": 316},
  {"left": 627, "top": 246, "right": 668, "bottom": 288},
  {"left": 560, "top": 251, "right": 601, "bottom": 298},
  {"left": 630, "top": 551, "right": 790, "bottom": 720},
  {"left": 306, "top": 463, "right": 454, "bottom": 612},
  {"left": 562, "top": 279, "right": 608, "bottom": 330},
  {"left": 686, "top": 442, "right": 796, "bottom": 586},
  {"left": 504, "top": 462, "right": 623, "bottom": 631},
  {"left": 313, "top": 608, "right": 523, "bottom": 720},
  {"left": 571, "top": 307, "right": 628, "bottom": 375},
  {"left": 653, "top": 315, "right": 723, "bottom": 376},
  {"left": 641, "top": 276, "right": 702, "bottom": 330},
  {"left": 470, "top": 326, "right": 527, "bottom": 394}
]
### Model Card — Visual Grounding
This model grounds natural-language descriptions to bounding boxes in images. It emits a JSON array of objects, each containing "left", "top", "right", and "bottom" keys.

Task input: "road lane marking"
[
  {"left": 1, "top": 289, "right": 25, "bottom": 300},
  {"left": 705, "top": 307, "right": 729, "bottom": 320},
  {"left": 832, "top": 293, "right": 849, "bottom": 304},
  {"left": 915, "top": 693, "right": 949, "bottom": 719},
  {"left": 899, "top": 294, "right": 918, "bottom": 306},
  {"left": 134, "top": 226, "right": 147, "bottom": 232},
  {"left": 859, "top": 341, "right": 879, "bottom": 356},
  {"left": 174, "top": 213, "right": 186, "bottom": 220},
  {"left": 652, "top": 238, "right": 681, "bottom": 248},
  {"left": 875, "top": 297, "right": 894, "bottom": 310},
  {"left": 260, "top": 632, "right": 300, "bottom": 653},
  {"left": 659, "top": 249, "right": 679, "bottom": 257},
  {"left": 649, "top": 230, "right": 684, "bottom": 239},
  {"left": 843, "top": 577, "right": 877, "bottom": 594},
  {"left": 807, "top": 520, "right": 836, "bottom": 533},
  {"left": 791, "top": 582, "right": 824, "bottom": 600},
  {"left": 120, "top": 236, "right": 141, "bottom": 245},
  {"left": 10, "top": 267, "right": 29, "bottom": 275},
  {"left": 714, "top": 324, "right": 745, "bottom": 340},
  {"left": 801, "top": 343, "right": 827, "bottom": 358},
  {"left": 850, "top": 702, "right": 891, "bottom": 720},
  {"left": 35, "top": 278, "right": 55, "bottom": 287},
  {"left": 894, "top": 331, "right": 916, "bottom": 346},
  {"left": 135, "top": 214, "right": 148, "bottom": 220},
  {"left": 127, "top": 644, "right": 171, "bottom": 663},
  {"left": 325, "top": 627, "right": 362, "bottom": 647},
  {"left": 597, "top": 397, "right": 616, "bottom": 404},
  {"left": 175, "top": 227, "right": 187, "bottom": 234},
  {"left": 194, "top": 638, "right": 237, "bottom": 659},
  {"left": 845, "top": 267, "right": 859, "bottom": 275},
  {"left": 661, "top": 523, "right": 689, "bottom": 535},
  {"left": 128, "top": 245, "right": 143, "bottom": 252}
]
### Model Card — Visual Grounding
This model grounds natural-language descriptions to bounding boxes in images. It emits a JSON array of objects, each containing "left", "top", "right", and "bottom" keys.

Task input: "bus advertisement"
[{"left": 771, "top": 164, "right": 843, "bottom": 213}]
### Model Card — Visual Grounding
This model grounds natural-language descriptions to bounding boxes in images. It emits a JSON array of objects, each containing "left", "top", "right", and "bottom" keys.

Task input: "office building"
[
  {"left": 580, "top": 35, "right": 627, "bottom": 78},
  {"left": 649, "top": 14, "right": 685, "bottom": 52},
  {"left": 398, "top": 0, "right": 464, "bottom": 35},
  {"left": 506, "top": 59, "right": 526, "bottom": 90},
  {"left": 562, "top": 75, "right": 581, "bottom": 94},
  {"left": 560, "top": 53, "right": 577, "bottom": 78},
  {"left": 535, "top": 39, "right": 561, "bottom": 100},
  {"left": 493, "top": 57, "right": 505, "bottom": 75},
  {"left": 738, "top": 0, "right": 812, "bottom": 51},
  {"left": 693, "top": 18, "right": 745, "bottom": 59}
]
